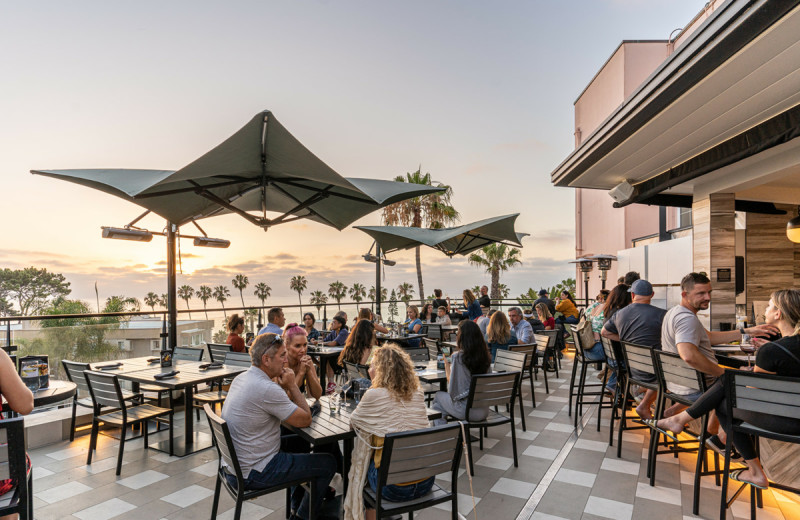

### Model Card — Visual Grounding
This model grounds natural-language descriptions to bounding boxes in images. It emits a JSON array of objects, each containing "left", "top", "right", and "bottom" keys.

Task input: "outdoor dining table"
[
  {"left": 306, "top": 345, "right": 344, "bottom": 390},
  {"left": 712, "top": 344, "right": 749, "bottom": 368},
  {"left": 416, "top": 360, "right": 447, "bottom": 391},
  {"left": 376, "top": 333, "right": 427, "bottom": 346},
  {"left": 2, "top": 379, "right": 77, "bottom": 414},
  {"left": 90, "top": 356, "right": 248, "bottom": 456},
  {"left": 282, "top": 394, "right": 443, "bottom": 497}
]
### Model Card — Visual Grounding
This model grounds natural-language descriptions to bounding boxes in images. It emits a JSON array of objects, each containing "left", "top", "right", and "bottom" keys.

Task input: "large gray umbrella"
[{"left": 31, "top": 110, "right": 444, "bottom": 347}]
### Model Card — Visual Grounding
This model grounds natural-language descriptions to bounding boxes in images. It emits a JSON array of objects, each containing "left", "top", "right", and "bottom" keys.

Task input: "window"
[{"left": 678, "top": 207, "right": 692, "bottom": 228}]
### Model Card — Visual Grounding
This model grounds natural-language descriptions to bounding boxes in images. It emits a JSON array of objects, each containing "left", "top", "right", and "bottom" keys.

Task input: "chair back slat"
[
  {"left": 654, "top": 350, "right": 703, "bottom": 392},
  {"left": 468, "top": 372, "right": 519, "bottom": 409},
  {"left": 203, "top": 404, "right": 243, "bottom": 481},
  {"left": 494, "top": 350, "right": 527, "bottom": 373},
  {"left": 344, "top": 361, "right": 362, "bottom": 381},
  {"left": 382, "top": 424, "right": 462, "bottom": 486},
  {"left": 62, "top": 359, "right": 92, "bottom": 393},
  {"left": 509, "top": 344, "right": 536, "bottom": 371},
  {"left": 0, "top": 417, "right": 26, "bottom": 487},
  {"left": 427, "top": 324, "right": 442, "bottom": 341},
  {"left": 621, "top": 342, "right": 655, "bottom": 375},
  {"left": 534, "top": 333, "right": 551, "bottom": 350},
  {"left": 419, "top": 325, "right": 428, "bottom": 337},
  {"left": 224, "top": 351, "right": 252, "bottom": 367},
  {"left": 569, "top": 328, "right": 588, "bottom": 361},
  {"left": 84, "top": 371, "right": 124, "bottom": 408},
  {"left": 405, "top": 347, "right": 430, "bottom": 362},
  {"left": 600, "top": 337, "right": 616, "bottom": 363},
  {"left": 732, "top": 373, "right": 800, "bottom": 419},
  {"left": 174, "top": 346, "right": 204, "bottom": 361},
  {"left": 207, "top": 343, "right": 233, "bottom": 363},
  {"left": 424, "top": 338, "right": 440, "bottom": 359}
]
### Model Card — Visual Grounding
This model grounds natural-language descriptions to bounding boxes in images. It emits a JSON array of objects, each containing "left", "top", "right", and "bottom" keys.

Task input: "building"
[{"left": 551, "top": 0, "right": 800, "bottom": 329}]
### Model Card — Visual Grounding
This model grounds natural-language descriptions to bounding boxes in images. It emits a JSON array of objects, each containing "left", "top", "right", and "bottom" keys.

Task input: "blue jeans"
[
  {"left": 557, "top": 315, "right": 579, "bottom": 326},
  {"left": 367, "top": 460, "right": 434, "bottom": 502},
  {"left": 229, "top": 451, "right": 336, "bottom": 520},
  {"left": 584, "top": 341, "right": 606, "bottom": 362},
  {"left": 606, "top": 358, "right": 619, "bottom": 393}
]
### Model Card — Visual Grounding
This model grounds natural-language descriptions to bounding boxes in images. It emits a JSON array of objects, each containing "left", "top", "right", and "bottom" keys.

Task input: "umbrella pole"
[
  {"left": 375, "top": 243, "right": 382, "bottom": 319},
  {"left": 167, "top": 222, "right": 178, "bottom": 350}
]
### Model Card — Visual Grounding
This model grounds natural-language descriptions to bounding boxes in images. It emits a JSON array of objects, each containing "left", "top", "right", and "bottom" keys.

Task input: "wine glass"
[{"left": 740, "top": 334, "right": 755, "bottom": 367}]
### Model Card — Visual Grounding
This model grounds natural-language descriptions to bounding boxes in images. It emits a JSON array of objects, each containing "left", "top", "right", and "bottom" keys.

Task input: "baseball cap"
[
  {"left": 538, "top": 289, "right": 547, "bottom": 296},
  {"left": 628, "top": 279, "right": 653, "bottom": 296}
]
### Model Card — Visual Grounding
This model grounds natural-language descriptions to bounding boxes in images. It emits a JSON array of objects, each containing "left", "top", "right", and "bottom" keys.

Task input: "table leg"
[{"left": 149, "top": 384, "right": 213, "bottom": 456}]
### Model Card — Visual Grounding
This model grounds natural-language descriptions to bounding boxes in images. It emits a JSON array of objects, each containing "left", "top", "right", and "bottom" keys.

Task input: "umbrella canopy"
[
  {"left": 32, "top": 111, "right": 443, "bottom": 230},
  {"left": 355, "top": 214, "right": 528, "bottom": 257}
]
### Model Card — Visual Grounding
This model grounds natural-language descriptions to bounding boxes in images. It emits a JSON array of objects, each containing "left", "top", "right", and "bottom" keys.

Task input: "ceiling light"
[{"left": 788, "top": 206, "right": 800, "bottom": 243}]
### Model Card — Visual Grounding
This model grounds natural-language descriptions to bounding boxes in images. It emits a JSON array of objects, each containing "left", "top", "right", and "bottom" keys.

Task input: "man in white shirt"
[
  {"left": 258, "top": 307, "right": 285, "bottom": 335},
  {"left": 508, "top": 306, "right": 534, "bottom": 344}
]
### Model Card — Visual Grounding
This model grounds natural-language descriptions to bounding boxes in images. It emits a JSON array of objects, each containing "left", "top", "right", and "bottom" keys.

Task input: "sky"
[{"left": 0, "top": 0, "right": 705, "bottom": 312}]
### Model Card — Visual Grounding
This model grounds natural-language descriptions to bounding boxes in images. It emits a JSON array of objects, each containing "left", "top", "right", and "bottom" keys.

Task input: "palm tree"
[
  {"left": 290, "top": 275, "right": 308, "bottom": 316},
  {"left": 497, "top": 283, "right": 511, "bottom": 299},
  {"left": 368, "top": 285, "right": 388, "bottom": 313},
  {"left": 328, "top": 281, "right": 347, "bottom": 310},
  {"left": 397, "top": 282, "right": 415, "bottom": 307},
  {"left": 310, "top": 290, "right": 327, "bottom": 314},
  {"left": 382, "top": 167, "right": 459, "bottom": 304},
  {"left": 144, "top": 292, "right": 160, "bottom": 313},
  {"left": 160, "top": 293, "right": 168, "bottom": 309},
  {"left": 468, "top": 243, "right": 522, "bottom": 299},
  {"left": 254, "top": 282, "right": 272, "bottom": 310},
  {"left": 232, "top": 274, "right": 249, "bottom": 309},
  {"left": 350, "top": 283, "right": 366, "bottom": 305},
  {"left": 177, "top": 285, "right": 194, "bottom": 319},
  {"left": 213, "top": 285, "right": 231, "bottom": 320},
  {"left": 243, "top": 308, "right": 259, "bottom": 333},
  {"left": 197, "top": 285, "right": 212, "bottom": 319}
]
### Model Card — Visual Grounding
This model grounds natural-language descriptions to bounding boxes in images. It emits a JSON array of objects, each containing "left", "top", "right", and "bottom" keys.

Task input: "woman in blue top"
[
  {"left": 485, "top": 310, "right": 518, "bottom": 361},
  {"left": 404, "top": 305, "right": 423, "bottom": 348},
  {"left": 461, "top": 289, "right": 482, "bottom": 321}
]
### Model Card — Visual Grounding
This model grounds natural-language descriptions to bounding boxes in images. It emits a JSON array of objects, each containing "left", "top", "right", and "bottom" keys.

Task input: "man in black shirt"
[
  {"left": 533, "top": 290, "right": 556, "bottom": 315},
  {"left": 431, "top": 289, "right": 449, "bottom": 312},
  {"left": 478, "top": 285, "right": 491, "bottom": 308}
]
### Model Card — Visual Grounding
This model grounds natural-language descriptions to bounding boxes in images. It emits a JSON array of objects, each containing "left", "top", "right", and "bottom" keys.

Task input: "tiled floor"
[{"left": 25, "top": 353, "right": 800, "bottom": 519}]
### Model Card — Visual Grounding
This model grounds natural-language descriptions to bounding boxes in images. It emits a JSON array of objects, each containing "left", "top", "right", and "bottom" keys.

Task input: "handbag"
[{"left": 575, "top": 317, "right": 596, "bottom": 350}]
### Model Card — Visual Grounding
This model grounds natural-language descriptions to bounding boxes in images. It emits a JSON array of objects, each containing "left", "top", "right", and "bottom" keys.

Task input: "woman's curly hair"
[{"left": 370, "top": 343, "right": 419, "bottom": 401}]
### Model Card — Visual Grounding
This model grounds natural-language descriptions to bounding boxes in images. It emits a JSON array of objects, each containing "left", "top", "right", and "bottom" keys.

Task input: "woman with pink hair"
[{"left": 283, "top": 323, "right": 322, "bottom": 400}]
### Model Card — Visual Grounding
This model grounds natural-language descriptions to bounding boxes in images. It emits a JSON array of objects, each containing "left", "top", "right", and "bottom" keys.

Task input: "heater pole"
[
  {"left": 166, "top": 222, "right": 178, "bottom": 350},
  {"left": 375, "top": 243, "right": 382, "bottom": 318}
]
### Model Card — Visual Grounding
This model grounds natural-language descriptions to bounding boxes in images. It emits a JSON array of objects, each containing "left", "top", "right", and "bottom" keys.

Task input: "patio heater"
[
  {"left": 570, "top": 258, "right": 594, "bottom": 306},
  {"left": 363, "top": 242, "right": 396, "bottom": 320},
  {"left": 589, "top": 254, "right": 617, "bottom": 290}
]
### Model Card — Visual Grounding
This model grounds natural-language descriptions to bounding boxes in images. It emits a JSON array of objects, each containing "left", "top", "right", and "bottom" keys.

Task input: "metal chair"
[
  {"left": 719, "top": 371, "right": 800, "bottom": 519},
  {"left": 84, "top": 371, "right": 173, "bottom": 475},
  {"left": 405, "top": 347, "right": 430, "bottom": 363},
  {"left": 533, "top": 333, "right": 557, "bottom": 383},
  {"left": 207, "top": 342, "right": 234, "bottom": 363},
  {"left": 0, "top": 416, "right": 32, "bottom": 519},
  {"left": 62, "top": 359, "right": 143, "bottom": 441},
  {"left": 600, "top": 337, "right": 623, "bottom": 446},
  {"left": 568, "top": 327, "right": 611, "bottom": 429},
  {"left": 509, "top": 343, "right": 541, "bottom": 406},
  {"left": 426, "top": 323, "right": 443, "bottom": 345},
  {"left": 494, "top": 349, "right": 529, "bottom": 431},
  {"left": 424, "top": 338, "right": 440, "bottom": 360},
  {"left": 364, "top": 424, "right": 463, "bottom": 520},
  {"left": 193, "top": 351, "right": 253, "bottom": 417},
  {"left": 617, "top": 342, "right": 659, "bottom": 459},
  {"left": 204, "top": 404, "right": 314, "bottom": 520}
]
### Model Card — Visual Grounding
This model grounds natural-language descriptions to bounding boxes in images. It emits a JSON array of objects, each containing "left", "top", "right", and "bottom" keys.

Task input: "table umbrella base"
[{"left": 149, "top": 431, "right": 214, "bottom": 457}]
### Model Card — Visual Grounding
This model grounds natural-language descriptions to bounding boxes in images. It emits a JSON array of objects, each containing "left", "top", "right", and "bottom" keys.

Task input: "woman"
[
  {"left": 0, "top": 349, "right": 33, "bottom": 520},
  {"left": 339, "top": 319, "right": 376, "bottom": 367},
  {"left": 403, "top": 305, "right": 423, "bottom": 348},
  {"left": 432, "top": 320, "right": 492, "bottom": 424},
  {"left": 358, "top": 307, "right": 388, "bottom": 334},
  {"left": 323, "top": 315, "right": 349, "bottom": 346},
  {"left": 535, "top": 303, "right": 555, "bottom": 330},
  {"left": 656, "top": 289, "right": 800, "bottom": 490},
  {"left": 485, "top": 310, "right": 517, "bottom": 361},
  {"left": 302, "top": 312, "right": 320, "bottom": 342},
  {"left": 225, "top": 313, "right": 246, "bottom": 353},
  {"left": 582, "top": 290, "right": 611, "bottom": 362},
  {"left": 283, "top": 323, "right": 322, "bottom": 399},
  {"left": 555, "top": 290, "right": 579, "bottom": 325},
  {"left": 419, "top": 303, "right": 434, "bottom": 323},
  {"left": 345, "top": 344, "right": 433, "bottom": 520},
  {"left": 460, "top": 289, "right": 483, "bottom": 321},
  {"left": 600, "top": 284, "right": 632, "bottom": 394}
]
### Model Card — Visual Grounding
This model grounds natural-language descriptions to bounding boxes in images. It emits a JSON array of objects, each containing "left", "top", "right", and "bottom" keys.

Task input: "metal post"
[
  {"left": 166, "top": 222, "right": 178, "bottom": 350},
  {"left": 584, "top": 272, "right": 590, "bottom": 307},
  {"left": 375, "top": 243, "right": 382, "bottom": 319},
  {"left": 5, "top": 321, "right": 10, "bottom": 349},
  {"left": 257, "top": 309, "right": 263, "bottom": 331}
]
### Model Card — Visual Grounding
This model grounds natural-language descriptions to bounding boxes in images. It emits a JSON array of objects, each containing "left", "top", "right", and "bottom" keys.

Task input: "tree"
[
  {"left": 548, "top": 278, "right": 577, "bottom": 299},
  {"left": 388, "top": 289, "right": 399, "bottom": 322},
  {"left": 160, "top": 293, "right": 168, "bottom": 309},
  {"left": 310, "top": 290, "right": 327, "bottom": 314},
  {"left": 517, "top": 288, "right": 539, "bottom": 307},
  {"left": 497, "top": 283, "right": 511, "bottom": 299},
  {"left": 349, "top": 283, "right": 366, "bottom": 306},
  {"left": 397, "top": 282, "right": 415, "bottom": 307},
  {"left": 381, "top": 168, "right": 459, "bottom": 304},
  {"left": 213, "top": 285, "right": 231, "bottom": 320},
  {"left": 368, "top": 286, "right": 388, "bottom": 313},
  {"left": 144, "top": 292, "right": 160, "bottom": 313},
  {"left": 197, "top": 285, "right": 212, "bottom": 319},
  {"left": 328, "top": 281, "right": 347, "bottom": 310},
  {"left": 0, "top": 295, "right": 17, "bottom": 317},
  {"left": 467, "top": 243, "right": 522, "bottom": 299},
  {"left": 254, "top": 282, "right": 272, "bottom": 310},
  {"left": 290, "top": 275, "right": 308, "bottom": 316},
  {"left": 178, "top": 285, "right": 194, "bottom": 319},
  {"left": 0, "top": 267, "right": 71, "bottom": 316},
  {"left": 243, "top": 308, "right": 259, "bottom": 333},
  {"left": 232, "top": 274, "right": 249, "bottom": 309}
]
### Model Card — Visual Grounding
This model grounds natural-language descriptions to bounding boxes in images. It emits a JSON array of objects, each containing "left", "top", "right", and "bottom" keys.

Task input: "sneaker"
[
  {"left": 326, "top": 382, "right": 336, "bottom": 394},
  {"left": 704, "top": 434, "right": 743, "bottom": 462}
]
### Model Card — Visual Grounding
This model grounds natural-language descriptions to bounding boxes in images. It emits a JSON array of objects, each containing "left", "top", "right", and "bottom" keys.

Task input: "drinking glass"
[
  {"left": 740, "top": 334, "right": 755, "bottom": 367},
  {"left": 352, "top": 380, "right": 362, "bottom": 404}
]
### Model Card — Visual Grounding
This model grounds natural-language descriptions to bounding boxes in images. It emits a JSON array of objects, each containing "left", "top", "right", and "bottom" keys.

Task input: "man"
[
  {"left": 322, "top": 315, "right": 349, "bottom": 346},
  {"left": 432, "top": 289, "right": 449, "bottom": 312},
  {"left": 258, "top": 307, "right": 285, "bottom": 335},
  {"left": 601, "top": 279, "right": 666, "bottom": 419},
  {"left": 221, "top": 333, "right": 336, "bottom": 520},
  {"left": 478, "top": 285, "right": 491, "bottom": 308},
  {"left": 623, "top": 271, "right": 640, "bottom": 286},
  {"left": 534, "top": 290, "right": 556, "bottom": 315},
  {"left": 508, "top": 306, "right": 534, "bottom": 344}
]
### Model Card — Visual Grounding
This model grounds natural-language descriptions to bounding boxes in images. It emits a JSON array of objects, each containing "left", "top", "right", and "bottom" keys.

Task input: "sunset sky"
[{"left": 1, "top": 1, "right": 703, "bottom": 311}]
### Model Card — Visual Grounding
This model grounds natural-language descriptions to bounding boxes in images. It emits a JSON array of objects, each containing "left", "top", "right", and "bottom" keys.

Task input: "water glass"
[{"left": 352, "top": 380, "right": 361, "bottom": 404}]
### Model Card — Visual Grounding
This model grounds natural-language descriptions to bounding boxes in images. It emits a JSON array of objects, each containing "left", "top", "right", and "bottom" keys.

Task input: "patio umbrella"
[
  {"left": 31, "top": 110, "right": 444, "bottom": 347},
  {"left": 354, "top": 214, "right": 528, "bottom": 311}
]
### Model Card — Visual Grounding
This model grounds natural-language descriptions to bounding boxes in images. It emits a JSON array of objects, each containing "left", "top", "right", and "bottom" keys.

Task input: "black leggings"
[{"left": 686, "top": 379, "right": 800, "bottom": 460}]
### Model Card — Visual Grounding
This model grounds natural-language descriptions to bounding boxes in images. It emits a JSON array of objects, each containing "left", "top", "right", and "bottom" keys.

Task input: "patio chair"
[
  {"left": 84, "top": 370, "right": 173, "bottom": 475},
  {"left": 533, "top": 333, "right": 558, "bottom": 380},
  {"left": 600, "top": 336, "right": 623, "bottom": 447},
  {"left": 423, "top": 338, "right": 440, "bottom": 360},
  {"left": 617, "top": 342, "right": 658, "bottom": 459},
  {"left": 509, "top": 343, "right": 541, "bottom": 406},
  {"left": 568, "top": 327, "right": 612, "bottom": 429},
  {"left": 204, "top": 404, "right": 314, "bottom": 520},
  {"left": 426, "top": 323, "right": 443, "bottom": 345},
  {"left": 207, "top": 342, "right": 234, "bottom": 363},
  {"left": 140, "top": 346, "right": 205, "bottom": 410},
  {"left": 0, "top": 416, "right": 32, "bottom": 520},
  {"left": 494, "top": 349, "right": 529, "bottom": 431},
  {"left": 719, "top": 371, "right": 800, "bottom": 519},
  {"left": 363, "top": 423, "right": 463, "bottom": 520},
  {"left": 193, "top": 351, "right": 252, "bottom": 418},
  {"left": 61, "top": 359, "right": 143, "bottom": 442},
  {"left": 405, "top": 347, "right": 430, "bottom": 363}
]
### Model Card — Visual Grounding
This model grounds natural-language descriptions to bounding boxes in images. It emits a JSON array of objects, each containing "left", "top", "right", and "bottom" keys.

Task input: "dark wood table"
[
  {"left": 2, "top": 380, "right": 77, "bottom": 413},
  {"left": 376, "top": 333, "right": 427, "bottom": 346},
  {"left": 416, "top": 360, "right": 447, "bottom": 391},
  {"left": 307, "top": 346, "right": 344, "bottom": 390},
  {"left": 112, "top": 358, "right": 248, "bottom": 456}
]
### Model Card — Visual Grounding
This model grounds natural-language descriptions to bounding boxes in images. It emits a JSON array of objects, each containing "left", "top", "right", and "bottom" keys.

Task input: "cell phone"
[
  {"left": 246, "top": 332, "right": 255, "bottom": 343},
  {"left": 441, "top": 346, "right": 451, "bottom": 362}
]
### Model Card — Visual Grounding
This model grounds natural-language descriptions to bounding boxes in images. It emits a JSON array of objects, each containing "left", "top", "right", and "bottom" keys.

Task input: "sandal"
[
  {"left": 729, "top": 468, "right": 768, "bottom": 490},
  {"left": 704, "top": 434, "right": 743, "bottom": 462},
  {"left": 642, "top": 419, "right": 679, "bottom": 442}
]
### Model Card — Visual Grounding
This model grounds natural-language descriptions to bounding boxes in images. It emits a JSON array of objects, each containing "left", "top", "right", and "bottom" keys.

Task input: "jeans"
[
  {"left": 584, "top": 341, "right": 606, "bottom": 362},
  {"left": 229, "top": 451, "right": 336, "bottom": 520},
  {"left": 367, "top": 460, "right": 434, "bottom": 502},
  {"left": 556, "top": 316, "right": 579, "bottom": 326},
  {"left": 280, "top": 428, "right": 343, "bottom": 512},
  {"left": 606, "top": 358, "right": 619, "bottom": 393}
]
